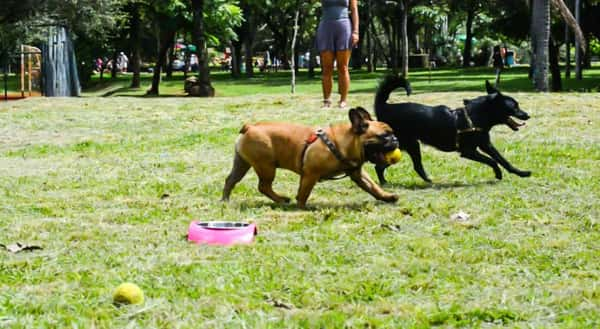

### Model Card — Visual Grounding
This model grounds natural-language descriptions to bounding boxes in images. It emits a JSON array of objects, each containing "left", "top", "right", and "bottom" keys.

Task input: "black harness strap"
[
  {"left": 455, "top": 107, "right": 483, "bottom": 148},
  {"left": 300, "top": 128, "right": 360, "bottom": 180}
]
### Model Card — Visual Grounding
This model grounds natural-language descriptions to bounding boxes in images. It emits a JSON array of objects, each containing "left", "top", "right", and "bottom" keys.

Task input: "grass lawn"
[
  {"left": 81, "top": 64, "right": 600, "bottom": 98},
  {"left": 1, "top": 71, "right": 599, "bottom": 328}
]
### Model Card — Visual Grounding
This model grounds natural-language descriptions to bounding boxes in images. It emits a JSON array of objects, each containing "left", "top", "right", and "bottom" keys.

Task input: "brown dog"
[{"left": 222, "top": 107, "right": 399, "bottom": 208}]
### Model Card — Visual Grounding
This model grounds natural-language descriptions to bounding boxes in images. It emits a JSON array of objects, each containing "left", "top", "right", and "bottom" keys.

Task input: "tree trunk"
[
  {"left": 243, "top": 8, "right": 255, "bottom": 78},
  {"left": 147, "top": 30, "right": 176, "bottom": 95},
  {"left": 366, "top": 0, "right": 373, "bottom": 72},
  {"left": 400, "top": 0, "right": 408, "bottom": 77},
  {"left": 129, "top": 2, "right": 141, "bottom": 88},
  {"left": 565, "top": 19, "right": 571, "bottom": 78},
  {"left": 549, "top": 37, "right": 562, "bottom": 91},
  {"left": 291, "top": 10, "right": 299, "bottom": 94},
  {"left": 574, "top": 0, "right": 582, "bottom": 79},
  {"left": 463, "top": 8, "right": 475, "bottom": 67},
  {"left": 308, "top": 46, "right": 317, "bottom": 78},
  {"left": 351, "top": 40, "right": 362, "bottom": 70},
  {"left": 244, "top": 43, "right": 254, "bottom": 78},
  {"left": 111, "top": 51, "right": 118, "bottom": 79},
  {"left": 231, "top": 41, "right": 242, "bottom": 77},
  {"left": 382, "top": 18, "right": 396, "bottom": 73},
  {"left": 191, "top": 0, "right": 214, "bottom": 97},
  {"left": 532, "top": 0, "right": 550, "bottom": 92},
  {"left": 165, "top": 44, "right": 174, "bottom": 78}
]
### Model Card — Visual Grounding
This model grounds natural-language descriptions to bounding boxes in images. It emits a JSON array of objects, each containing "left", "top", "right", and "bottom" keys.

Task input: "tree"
[
  {"left": 530, "top": 0, "right": 586, "bottom": 91},
  {"left": 191, "top": 0, "right": 214, "bottom": 96},
  {"left": 532, "top": 0, "right": 551, "bottom": 91},
  {"left": 146, "top": 0, "right": 186, "bottom": 95},
  {"left": 128, "top": 1, "right": 142, "bottom": 88}
]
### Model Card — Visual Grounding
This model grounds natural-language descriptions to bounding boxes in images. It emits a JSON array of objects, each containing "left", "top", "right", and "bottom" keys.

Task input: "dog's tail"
[
  {"left": 239, "top": 124, "right": 250, "bottom": 134},
  {"left": 374, "top": 75, "right": 412, "bottom": 118}
]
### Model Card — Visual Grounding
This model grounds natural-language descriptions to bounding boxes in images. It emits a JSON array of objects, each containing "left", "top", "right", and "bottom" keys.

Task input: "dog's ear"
[
  {"left": 354, "top": 106, "right": 373, "bottom": 121},
  {"left": 485, "top": 80, "right": 498, "bottom": 94},
  {"left": 463, "top": 99, "right": 471, "bottom": 106},
  {"left": 349, "top": 108, "right": 370, "bottom": 134}
]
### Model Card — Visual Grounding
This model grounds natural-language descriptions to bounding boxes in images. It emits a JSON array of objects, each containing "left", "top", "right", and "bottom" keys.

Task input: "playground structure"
[
  {"left": 2, "top": 45, "right": 42, "bottom": 101},
  {"left": 2, "top": 26, "right": 80, "bottom": 101}
]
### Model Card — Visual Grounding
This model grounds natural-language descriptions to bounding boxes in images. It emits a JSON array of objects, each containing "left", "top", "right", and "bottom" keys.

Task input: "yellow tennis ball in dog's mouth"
[
  {"left": 113, "top": 283, "right": 144, "bottom": 305},
  {"left": 384, "top": 149, "right": 402, "bottom": 165}
]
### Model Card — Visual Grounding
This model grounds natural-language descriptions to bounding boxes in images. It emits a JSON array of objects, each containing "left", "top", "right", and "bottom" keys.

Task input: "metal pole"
[
  {"left": 28, "top": 52, "right": 32, "bottom": 96},
  {"left": 3, "top": 65, "right": 7, "bottom": 101},
  {"left": 20, "top": 44, "right": 25, "bottom": 97}
]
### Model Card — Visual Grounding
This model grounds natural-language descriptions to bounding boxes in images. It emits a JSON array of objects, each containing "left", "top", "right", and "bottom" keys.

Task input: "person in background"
[
  {"left": 95, "top": 58, "right": 103, "bottom": 73},
  {"left": 316, "top": 0, "right": 359, "bottom": 108},
  {"left": 117, "top": 51, "right": 129, "bottom": 73},
  {"left": 492, "top": 45, "right": 504, "bottom": 88}
]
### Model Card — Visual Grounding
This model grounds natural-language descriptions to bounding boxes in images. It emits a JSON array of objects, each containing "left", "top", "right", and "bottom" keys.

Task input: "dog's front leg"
[
  {"left": 350, "top": 169, "right": 398, "bottom": 203},
  {"left": 480, "top": 143, "right": 531, "bottom": 177},
  {"left": 296, "top": 174, "right": 320, "bottom": 209},
  {"left": 460, "top": 149, "right": 503, "bottom": 179}
]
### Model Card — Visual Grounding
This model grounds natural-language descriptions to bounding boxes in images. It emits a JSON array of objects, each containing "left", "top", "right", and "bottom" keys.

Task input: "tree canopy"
[{"left": 2, "top": 0, "right": 599, "bottom": 93}]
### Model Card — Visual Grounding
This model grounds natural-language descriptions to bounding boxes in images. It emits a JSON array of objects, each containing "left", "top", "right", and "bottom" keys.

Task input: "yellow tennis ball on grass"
[
  {"left": 113, "top": 283, "right": 144, "bottom": 305},
  {"left": 384, "top": 149, "right": 402, "bottom": 165}
]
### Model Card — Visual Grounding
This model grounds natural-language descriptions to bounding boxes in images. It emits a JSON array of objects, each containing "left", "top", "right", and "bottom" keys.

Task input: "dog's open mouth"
[
  {"left": 365, "top": 149, "right": 388, "bottom": 164},
  {"left": 506, "top": 117, "right": 526, "bottom": 131},
  {"left": 364, "top": 134, "right": 399, "bottom": 164}
]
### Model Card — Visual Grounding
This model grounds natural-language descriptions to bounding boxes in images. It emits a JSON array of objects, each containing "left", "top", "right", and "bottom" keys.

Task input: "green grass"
[
  {"left": 0, "top": 74, "right": 599, "bottom": 328},
  {"left": 81, "top": 64, "right": 600, "bottom": 98}
]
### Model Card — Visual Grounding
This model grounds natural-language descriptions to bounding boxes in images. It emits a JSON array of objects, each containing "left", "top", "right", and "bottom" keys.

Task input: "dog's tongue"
[{"left": 506, "top": 117, "right": 525, "bottom": 131}]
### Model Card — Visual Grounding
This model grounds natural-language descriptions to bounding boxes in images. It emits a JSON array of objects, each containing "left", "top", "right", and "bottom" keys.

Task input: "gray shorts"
[{"left": 316, "top": 18, "right": 352, "bottom": 53}]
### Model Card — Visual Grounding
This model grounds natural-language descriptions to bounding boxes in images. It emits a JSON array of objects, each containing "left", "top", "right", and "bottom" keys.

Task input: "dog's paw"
[
  {"left": 517, "top": 170, "right": 532, "bottom": 177},
  {"left": 279, "top": 196, "right": 291, "bottom": 204},
  {"left": 382, "top": 194, "right": 399, "bottom": 203}
]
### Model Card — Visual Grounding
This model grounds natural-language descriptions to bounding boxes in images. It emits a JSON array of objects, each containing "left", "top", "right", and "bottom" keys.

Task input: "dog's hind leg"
[
  {"left": 460, "top": 149, "right": 503, "bottom": 179},
  {"left": 222, "top": 152, "right": 251, "bottom": 201},
  {"left": 405, "top": 140, "right": 431, "bottom": 182},
  {"left": 480, "top": 143, "right": 531, "bottom": 177},
  {"left": 375, "top": 164, "right": 389, "bottom": 185},
  {"left": 254, "top": 165, "right": 291, "bottom": 204}
]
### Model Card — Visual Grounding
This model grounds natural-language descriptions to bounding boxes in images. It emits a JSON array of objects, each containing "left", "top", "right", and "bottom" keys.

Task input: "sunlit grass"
[{"left": 0, "top": 86, "right": 599, "bottom": 328}]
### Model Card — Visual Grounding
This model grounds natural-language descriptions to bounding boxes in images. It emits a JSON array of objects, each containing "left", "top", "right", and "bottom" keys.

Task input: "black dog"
[{"left": 374, "top": 75, "right": 531, "bottom": 184}]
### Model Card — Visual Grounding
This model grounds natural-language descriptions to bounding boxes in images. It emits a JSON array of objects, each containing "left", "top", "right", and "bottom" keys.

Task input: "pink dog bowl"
[{"left": 188, "top": 221, "right": 257, "bottom": 245}]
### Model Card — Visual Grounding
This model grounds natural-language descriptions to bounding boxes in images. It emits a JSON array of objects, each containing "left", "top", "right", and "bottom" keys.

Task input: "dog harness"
[
  {"left": 455, "top": 107, "right": 483, "bottom": 148},
  {"left": 300, "top": 128, "right": 360, "bottom": 179}
]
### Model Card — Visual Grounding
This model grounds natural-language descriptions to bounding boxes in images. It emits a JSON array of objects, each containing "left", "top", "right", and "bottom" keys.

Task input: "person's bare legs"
[
  {"left": 320, "top": 51, "right": 335, "bottom": 107},
  {"left": 336, "top": 49, "right": 352, "bottom": 108}
]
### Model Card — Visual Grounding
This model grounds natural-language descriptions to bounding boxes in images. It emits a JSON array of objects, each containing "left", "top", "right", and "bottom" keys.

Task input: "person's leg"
[
  {"left": 320, "top": 51, "right": 335, "bottom": 107},
  {"left": 335, "top": 49, "right": 352, "bottom": 108}
]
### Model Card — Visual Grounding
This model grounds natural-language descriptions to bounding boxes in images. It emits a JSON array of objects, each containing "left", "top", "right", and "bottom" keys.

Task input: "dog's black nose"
[
  {"left": 386, "top": 134, "right": 399, "bottom": 149},
  {"left": 514, "top": 109, "right": 530, "bottom": 120}
]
